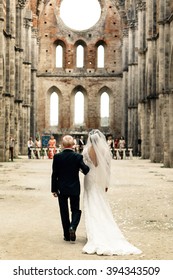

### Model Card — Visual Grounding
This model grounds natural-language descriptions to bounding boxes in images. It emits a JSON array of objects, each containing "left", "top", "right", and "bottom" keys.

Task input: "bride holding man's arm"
[{"left": 82, "top": 129, "right": 142, "bottom": 256}]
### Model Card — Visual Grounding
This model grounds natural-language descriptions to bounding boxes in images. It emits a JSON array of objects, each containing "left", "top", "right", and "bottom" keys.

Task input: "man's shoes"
[
  {"left": 69, "top": 227, "right": 76, "bottom": 242},
  {"left": 64, "top": 237, "right": 70, "bottom": 241}
]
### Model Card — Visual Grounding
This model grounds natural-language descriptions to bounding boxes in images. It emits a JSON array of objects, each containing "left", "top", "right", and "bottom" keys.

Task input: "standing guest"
[
  {"left": 107, "top": 135, "right": 114, "bottom": 158},
  {"left": 51, "top": 135, "right": 89, "bottom": 242},
  {"left": 118, "top": 136, "right": 126, "bottom": 159},
  {"left": 119, "top": 136, "right": 126, "bottom": 149},
  {"left": 48, "top": 135, "right": 57, "bottom": 159},
  {"left": 27, "top": 137, "right": 34, "bottom": 159},
  {"left": 73, "top": 137, "right": 77, "bottom": 152},
  {"left": 34, "top": 137, "right": 41, "bottom": 159},
  {"left": 114, "top": 138, "right": 119, "bottom": 149},
  {"left": 114, "top": 138, "right": 120, "bottom": 159},
  {"left": 78, "top": 135, "right": 85, "bottom": 153},
  {"left": 9, "top": 135, "right": 15, "bottom": 161}
]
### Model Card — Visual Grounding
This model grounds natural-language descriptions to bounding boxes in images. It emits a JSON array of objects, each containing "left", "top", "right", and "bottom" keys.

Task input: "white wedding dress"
[{"left": 82, "top": 144, "right": 142, "bottom": 256}]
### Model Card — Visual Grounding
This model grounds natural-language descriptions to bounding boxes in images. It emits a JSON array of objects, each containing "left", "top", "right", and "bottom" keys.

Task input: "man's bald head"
[{"left": 62, "top": 135, "right": 74, "bottom": 148}]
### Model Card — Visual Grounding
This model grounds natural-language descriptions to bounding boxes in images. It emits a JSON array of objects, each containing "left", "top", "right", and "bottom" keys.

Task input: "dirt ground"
[{"left": 0, "top": 156, "right": 173, "bottom": 260}]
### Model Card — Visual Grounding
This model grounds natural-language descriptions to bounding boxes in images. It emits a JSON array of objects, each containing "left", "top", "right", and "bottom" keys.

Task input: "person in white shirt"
[{"left": 27, "top": 137, "right": 34, "bottom": 159}]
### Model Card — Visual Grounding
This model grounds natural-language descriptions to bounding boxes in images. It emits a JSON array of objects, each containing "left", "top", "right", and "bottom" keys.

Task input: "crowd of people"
[
  {"left": 10, "top": 133, "right": 127, "bottom": 161},
  {"left": 27, "top": 135, "right": 57, "bottom": 159},
  {"left": 106, "top": 135, "right": 126, "bottom": 159},
  {"left": 27, "top": 135, "right": 85, "bottom": 159}
]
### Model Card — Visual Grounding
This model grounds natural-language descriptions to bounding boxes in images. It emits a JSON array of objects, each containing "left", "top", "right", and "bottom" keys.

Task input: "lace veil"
[{"left": 83, "top": 129, "right": 112, "bottom": 191}]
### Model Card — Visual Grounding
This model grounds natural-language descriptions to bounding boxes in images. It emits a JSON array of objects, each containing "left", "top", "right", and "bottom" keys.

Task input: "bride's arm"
[{"left": 88, "top": 146, "right": 98, "bottom": 167}]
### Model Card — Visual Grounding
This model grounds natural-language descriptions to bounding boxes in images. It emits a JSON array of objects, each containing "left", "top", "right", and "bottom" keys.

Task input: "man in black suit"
[
  {"left": 51, "top": 135, "right": 89, "bottom": 242},
  {"left": 78, "top": 135, "right": 85, "bottom": 153}
]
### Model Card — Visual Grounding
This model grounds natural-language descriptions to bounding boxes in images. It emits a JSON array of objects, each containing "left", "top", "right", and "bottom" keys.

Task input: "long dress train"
[{"left": 82, "top": 148, "right": 142, "bottom": 256}]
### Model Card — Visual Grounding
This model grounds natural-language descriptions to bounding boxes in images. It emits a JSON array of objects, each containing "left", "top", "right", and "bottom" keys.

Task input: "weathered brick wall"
[
  {"left": 35, "top": 0, "right": 123, "bottom": 138},
  {"left": 37, "top": 75, "right": 122, "bottom": 134},
  {"left": 1, "top": 0, "right": 173, "bottom": 165}
]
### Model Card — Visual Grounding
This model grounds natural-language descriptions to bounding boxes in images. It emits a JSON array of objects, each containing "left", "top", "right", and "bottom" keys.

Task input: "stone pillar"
[
  {"left": 158, "top": 18, "right": 165, "bottom": 92},
  {"left": 9, "top": 0, "right": 16, "bottom": 145},
  {"left": 3, "top": 0, "right": 13, "bottom": 160},
  {"left": 0, "top": 0, "right": 5, "bottom": 161},
  {"left": 140, "top": 5, "right": 146, "bottom": 100},
  {"left": 15, "top": 4, "right": 23, "bottom": 101},
  {"left": 163, "top": 20, "right": 171, "bottom": 167},
  {"left": 169, "top": 91, "right": 173, "bottom": 167},
  {"left": 121, "top": 28, "right": 128, "bottom": 143},
  {"left": 169, "top": 14, "right": 173, "bottom": 166},
  {"left": 127, "top": 17, "right": 138, "bottom": 155},
  {"left": 21, "top": 10, "right": 32, "bottom": 154},
  {"left": 137, "top": 2, "right": 146, "bottom": 157},
  {"left": 141, "top": 0, "right": 158, "bottom": 161},
  {"left": 30, "top": 30, "right": 38, "bottom": 140},
  {"left": 127, "top": 22, "right": 133, "bottom": 148},
  {"left": 158, "top": 0, "right": 170, "bottom": 166},
  {"left": 15, "top": 3, "right": 25, "bottom": 156},
  {"left": 147, "top": 37, "right": 157, "bottom": 163}
]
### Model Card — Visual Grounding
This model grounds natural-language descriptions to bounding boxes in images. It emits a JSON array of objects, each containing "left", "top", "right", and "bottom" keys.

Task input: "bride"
[{"left": 82, "top": 129, "right": 142, "bottom": 256}]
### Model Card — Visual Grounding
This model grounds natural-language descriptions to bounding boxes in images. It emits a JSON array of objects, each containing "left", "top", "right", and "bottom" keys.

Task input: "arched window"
[
  {"left": 76, "top": 45, "right": 84, "bottom": 68},
  {"left": 97, "top": 45, "right": 104, "bottom": 68},
  {"left": 100, "top": 92, "right": 109, "bottom": 126},
  {"left": 50, "top": 92, "right": 59, "bottom": 126},
  {"left": 74, "top": 91, "right": 84, "bottom": 125},
  {"left": 56, "top": 45, "right": 63, "bottom": 68}
]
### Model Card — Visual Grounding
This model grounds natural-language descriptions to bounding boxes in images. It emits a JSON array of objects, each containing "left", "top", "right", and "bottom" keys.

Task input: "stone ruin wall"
[{"left": 36, "top": 0, "right": 123, "bottom": 142}]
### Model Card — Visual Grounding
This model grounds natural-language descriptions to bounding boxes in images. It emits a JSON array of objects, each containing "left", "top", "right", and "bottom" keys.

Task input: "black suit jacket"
[{"left": 51, "top": 149, "right": 89, "bottom": 196}]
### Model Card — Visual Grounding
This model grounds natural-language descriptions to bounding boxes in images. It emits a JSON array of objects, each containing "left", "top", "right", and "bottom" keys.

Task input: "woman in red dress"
[{"left": 48, "top": 135, "right": 56, "bottom": 159}]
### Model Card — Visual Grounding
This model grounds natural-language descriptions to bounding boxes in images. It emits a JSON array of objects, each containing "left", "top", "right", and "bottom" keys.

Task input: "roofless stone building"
[{"left": 0, "top": 0, "right": 173, "bottom": 167}]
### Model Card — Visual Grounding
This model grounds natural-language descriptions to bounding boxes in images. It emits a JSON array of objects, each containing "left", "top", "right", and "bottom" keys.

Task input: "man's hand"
[{"left": 52, "top": 192, "right": 58, "bottom": 197}]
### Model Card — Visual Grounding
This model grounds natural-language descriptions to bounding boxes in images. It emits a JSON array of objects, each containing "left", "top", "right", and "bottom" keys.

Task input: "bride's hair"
[{"left": 88, "top": 129, "right": 105, "bottom": 144}]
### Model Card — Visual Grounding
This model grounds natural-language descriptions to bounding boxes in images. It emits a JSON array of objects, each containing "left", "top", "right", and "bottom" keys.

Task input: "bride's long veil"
[{"left": 83, "top": 129, "right": 112, "bottom": 192}]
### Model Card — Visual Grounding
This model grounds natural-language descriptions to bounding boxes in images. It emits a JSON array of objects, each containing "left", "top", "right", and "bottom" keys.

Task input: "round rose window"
[{"left": 60, "top": 0, "right": 101, "bottom": 31}]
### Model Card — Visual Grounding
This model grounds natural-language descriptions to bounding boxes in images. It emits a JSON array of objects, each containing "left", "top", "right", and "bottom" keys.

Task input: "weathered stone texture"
[
  {"left": 0, "top": 0, "right": 173, "bottom": 167},
  {"left": 36, "top": 0, "right": 123, "bottom": 139}
]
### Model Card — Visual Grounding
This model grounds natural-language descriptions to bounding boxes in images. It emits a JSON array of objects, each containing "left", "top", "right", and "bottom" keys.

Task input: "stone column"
[
  {"left": 142, "top": 0, "right": 153, "bottom": 158},
  {"left": 121, "top": 28, "right": 128, "bottom": 143},
  {"left": 15, "top": 4, "right": 23, "bottom": 101},
  {"left": 127, "top": 22, "right": 134, "bottom": 147},
  {"left": 3, "top": 0, "right": 13, "bottom": 160},
  {"left": 141, "top": 0, "right": 158, "bottom": 161},
  {"left": 137, "top": 2, "right": 146, "bottom": 157},
  {"left": 0, "top": 0, "right": 5, "bottom": 161},
  {"left": 158, "top": 5, "right": 165, "bottom": 93},
  {"left": 169, "top": 14, "right": 173, "bottom": 167},
  {"left": 158, "top": 0, "right": 170, "bottom": 166},
  {"left": 163, "top": 21, "right": 170, "bottom": 167},
  {"left": 30, "top": 30, "right": 38, "bottom": 140},
  {"left": 15, "top": 3, "right": 25, "bottom": 156},
  {"left": 169, "top": 90, "right": 173, "bottom": 167},
  {"left": 9, "top": 0, "right": 16, "bottom": 139},
  {"left": 127, "top": 18, "right": 139, "bottom": 155},
  {"left": 21, "top": 11, "right": 32, "bottom": 154}
]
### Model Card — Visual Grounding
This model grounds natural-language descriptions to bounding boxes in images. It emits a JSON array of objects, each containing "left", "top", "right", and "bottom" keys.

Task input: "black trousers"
[
  {"left": 58, "top": 194, "right": 81, "bottom": 239},
  {"left": 9, "top": 147, "right": 14, "bottom": 161},
  {"left": 28, "top": 147, "right": 31, "bottom": 159}
]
